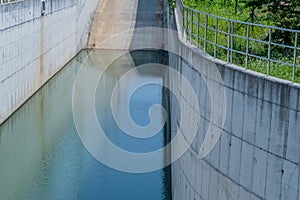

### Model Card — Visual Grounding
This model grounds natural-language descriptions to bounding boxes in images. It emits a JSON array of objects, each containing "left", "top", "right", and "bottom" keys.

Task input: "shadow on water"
[{"left": 0, "top": 49, "right": 171, "bottom": 200}]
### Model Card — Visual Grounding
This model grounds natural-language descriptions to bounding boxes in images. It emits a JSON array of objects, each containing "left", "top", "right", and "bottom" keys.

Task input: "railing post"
[
  {"left": 267, "top": 28, "right": 272, "bottom": 76},
  {"left": 214, "top": 18, "right": 219, "bottom": 58},
  {"left": 182, "top": 7, "right": 185, "bottom": 38},
  {"left": 204, "top": 14, "right": 208, "bottom": 53},
  {"left": 186, "top": 8, "right": 189, "bottom": 42},
  {"left": 230, "top": 21, "right": 234, "bottom": 63},
  {"left": 292, "top": 32, "right": 298, "bottom": 83},
  {"left": 190, "top": 10, "right": 193, "bottom": 44},
  {"left": 227, "top": 20, "right": 231, "bottom": 62},
  {"left": 197, "top": 12, "right": 200, "bottom": 48},
  {"left": 245, "top": 24, "right": 250, "bottom": 69}
]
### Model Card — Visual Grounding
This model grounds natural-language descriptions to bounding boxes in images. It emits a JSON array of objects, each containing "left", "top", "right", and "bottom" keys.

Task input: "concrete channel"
[{"left": 0, "top": 0, "right": 300, "bottom": 200}]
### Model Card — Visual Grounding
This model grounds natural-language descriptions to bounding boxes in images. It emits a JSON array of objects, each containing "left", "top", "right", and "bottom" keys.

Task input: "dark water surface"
[{"left": 0, "top": 50, "right": 171, "bottom": 200}]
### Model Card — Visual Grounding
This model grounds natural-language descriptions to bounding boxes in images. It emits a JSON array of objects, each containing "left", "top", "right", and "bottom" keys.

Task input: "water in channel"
[{"left": 0, "top": 50, "right": 171, "bottom": 200}]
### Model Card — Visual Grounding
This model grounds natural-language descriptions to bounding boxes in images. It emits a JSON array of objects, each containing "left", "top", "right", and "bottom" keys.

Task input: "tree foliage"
[
  {"left": 168, "top": 0, "right": 177, "bottom": 9},
  {"left": 244, "top": 0, "right": 300, "bottom": 46}
]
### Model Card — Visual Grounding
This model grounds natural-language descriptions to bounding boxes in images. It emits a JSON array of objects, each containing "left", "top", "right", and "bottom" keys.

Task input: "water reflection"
[{"left": 0, "top": 50, "right": 171, "bottom": 200}]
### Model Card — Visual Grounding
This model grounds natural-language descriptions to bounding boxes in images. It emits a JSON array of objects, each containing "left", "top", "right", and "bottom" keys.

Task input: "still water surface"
[{"left": 0, "top": 50, "right": 171, "bottom": 200}]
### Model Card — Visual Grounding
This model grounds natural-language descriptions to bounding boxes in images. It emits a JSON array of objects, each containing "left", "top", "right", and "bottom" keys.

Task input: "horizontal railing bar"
[
  {"left": 247, "top": 37, "right": 269, "bottom": 45},
  {"left": 269, "top": 42, "right": 299, "bottom": 50},
  {"left": 193, "top": 26, "right": 299, "bottom": 49},
  {"left": 180, "top": 0, "right": 300, "bottom": 34},
  {"left": 269, "top": 58, "right": 295, "bottom": 67},
  {"left": 0, "top": 0, "right": 22, "bottom": 5},
  {"left": 247, "top": 53, "right": 269, "bottom": 61},
  {"left": 231, "top": 48, "right": 247, "bottom": 56},
  {"left": 178, "top": 0, "right": 300, "bottom": 82},
  {"left": 215, "top": 43, "right": 230, "bottom": 50}
]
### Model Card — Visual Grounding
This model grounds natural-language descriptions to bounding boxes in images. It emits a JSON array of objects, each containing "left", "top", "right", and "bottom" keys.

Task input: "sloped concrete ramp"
[{"left": 87, "top": 0, "right": 138, "bottom": 49}]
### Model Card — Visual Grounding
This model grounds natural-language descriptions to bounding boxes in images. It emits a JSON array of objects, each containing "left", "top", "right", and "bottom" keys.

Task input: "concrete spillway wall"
[
  {"left": 0, "top": 0, "right": 99, "bottom": 124},
  {"left": 169, "top": 5, "right": 300, "bottom": 200}
]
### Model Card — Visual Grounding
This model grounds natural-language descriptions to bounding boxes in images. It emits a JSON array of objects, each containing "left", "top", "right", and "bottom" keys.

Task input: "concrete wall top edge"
[
  {"left": 0, "top": 0, "right": 77, "bottom": 30},
  {"left": 179, "top": 43, "right": 300, "bottom": 111},
  {"left": 0, "top": 0, "right": 99, "bottom": 124},
  {"left": 183, "top": 40, "right": 300, "bottom": 88},
  {"left": 174, "top": 5, "right": 300, "bottom": 92}
]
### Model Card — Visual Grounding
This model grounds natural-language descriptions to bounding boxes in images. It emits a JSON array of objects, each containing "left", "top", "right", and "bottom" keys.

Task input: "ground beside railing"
[{"left": 179, "top": 0, "right": 300, "bottom": 83}]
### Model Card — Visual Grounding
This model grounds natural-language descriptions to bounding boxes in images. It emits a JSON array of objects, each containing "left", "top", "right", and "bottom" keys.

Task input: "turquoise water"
[{"left": 0, "top": 50, "right": 171, "bottom": 200}]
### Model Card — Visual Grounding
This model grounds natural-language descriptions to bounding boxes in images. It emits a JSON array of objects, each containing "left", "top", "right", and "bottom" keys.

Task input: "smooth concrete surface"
[
  {"left": 87, "top": 0, "right": 138, "bottom": 49},
  {"left": 170, "top": 4, "right": 300, "bottom": 200},
  {"left": 0, "top": 0, "right": 99, "bottom": 124},
  {"left": 87, "top": 0, "right": 166, "bottom": 50}
]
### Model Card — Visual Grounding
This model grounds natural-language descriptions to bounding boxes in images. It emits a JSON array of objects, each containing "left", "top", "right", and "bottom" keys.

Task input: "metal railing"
[
  {"left": 0, "top": 0, "right": 21, "bottom": 5},
  {"left": 177, "top": 0, "right": 300, "bottom": 83}
]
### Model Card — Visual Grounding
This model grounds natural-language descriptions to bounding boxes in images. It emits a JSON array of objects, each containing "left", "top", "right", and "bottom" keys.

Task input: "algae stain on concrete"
[{"left": 37, "top": 16, "right": 45, "bottom": 88}]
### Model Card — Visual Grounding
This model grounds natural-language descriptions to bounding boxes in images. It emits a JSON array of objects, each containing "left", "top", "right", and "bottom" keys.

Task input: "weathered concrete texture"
[
  {"left": 87, "top": 0, "right": 167, "bottom": 50},
  {"left": 87, "top": 0, "right": 138, "bottom": 49},
  {"left": 170, "top": 4, "right": 300, "bottom": 200},
  {"left": 133, "top": 0, "right": 165, "bottom": 28},
  {"left": 0, "top": 0, "right": 99, "bottom": 124}
]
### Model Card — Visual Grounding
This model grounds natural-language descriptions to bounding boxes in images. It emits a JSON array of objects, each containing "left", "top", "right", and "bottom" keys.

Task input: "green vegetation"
[
  {"left": 168, "top": 0, "right": 177, "bottom": 9},
  {"left": 182, "top": 0, "right": 300, "bottom": 82}
]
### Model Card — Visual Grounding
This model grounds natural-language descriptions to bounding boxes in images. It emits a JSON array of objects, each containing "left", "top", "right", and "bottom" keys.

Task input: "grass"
[
  {"left": 182, "top": 0, "right": 300, "bottom": 83},
  {"left": 183, "top": 0, "right": 274, "bottom": 25}
]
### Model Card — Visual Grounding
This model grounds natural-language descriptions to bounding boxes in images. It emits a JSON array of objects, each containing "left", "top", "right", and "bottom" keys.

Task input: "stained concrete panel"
[
  {"left": 269, "top": 104, "right": 288, "bottom": 157},
  {"left": 287, "top": 110, "right": 300, "bottom": 164},
  {"left": 255, "top": 99, "right": 272, "bottom": 150},
  {"left": 0, "top": 0, "right": 99, "bottom": 124},
  {"left": 231, "top": 90, "right": 245, "bottom": 138},
  {"left": 265, "top": 154, "right": 283, "bottom": 200},
  {"left": 229, "top": 136, "right": 242, "bottom": 183},
  {"left": 240, "top": 141, "right": 254, "bottom": 189},
  {"left": 281, "top": 160, "right": 299, "bottom": 200},
  {"left": 170, "top": 5, "right": 300, "bottom": 199},
  {"left": 219, "top": 131, "right": 231, "bottom": 176},
  {"left": 251, "top": 147, "right": 268, "bottom": 197},
  {"left": 242, "top": 95, "right": 257, "bottom": 144}
]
